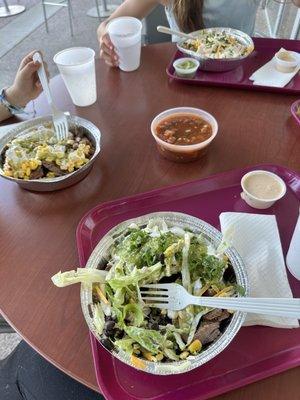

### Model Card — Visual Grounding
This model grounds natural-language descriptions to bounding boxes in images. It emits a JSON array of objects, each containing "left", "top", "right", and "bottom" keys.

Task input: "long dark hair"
[{"left": 172, "top": 0, "right": 204, "bottom": 33}]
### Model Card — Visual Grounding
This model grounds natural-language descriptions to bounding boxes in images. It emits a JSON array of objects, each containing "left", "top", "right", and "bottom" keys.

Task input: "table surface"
[{"left": 0, "top": 43, "right": 299, "bottom": 400}]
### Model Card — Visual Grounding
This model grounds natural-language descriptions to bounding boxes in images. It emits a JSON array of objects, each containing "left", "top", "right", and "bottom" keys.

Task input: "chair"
[
  {"left": 144, "top": 4, "right": 171, "bottom": 44},
  {"left": 41, "top": 0, "right": 74, "bottom": 36},
  {"left": 0, "top": 315, "right": 14, "bottom": 334}
]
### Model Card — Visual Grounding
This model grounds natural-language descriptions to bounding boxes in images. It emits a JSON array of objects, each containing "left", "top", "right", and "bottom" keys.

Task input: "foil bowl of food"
[
  {"left": 0, "top": 115, "right": 101, "bottom": 191},
  {"left": 177, "top": 27, "right": 254, "bottom": 72},
  {"left": 80, "top": 212, "right": 249, "bottom": 375}
]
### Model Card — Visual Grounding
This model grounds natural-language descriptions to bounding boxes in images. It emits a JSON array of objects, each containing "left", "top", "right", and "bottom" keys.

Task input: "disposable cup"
[
  {"left": 107, "top": 17, "right": 142, "bottom": 72},
  {"left": 54, "top": 47, "right": 96, "bottom": 107}
]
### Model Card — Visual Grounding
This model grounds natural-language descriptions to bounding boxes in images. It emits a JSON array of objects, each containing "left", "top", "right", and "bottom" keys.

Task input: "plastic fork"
[
  {"left": 157, "top": 25, "right": 195, "bottom": 41},
  {"left": 140, "top": 283, "right": 300, "bottom": 319},
  {"left": 33, "top": 52, "right": 68, "bottom": 141}
]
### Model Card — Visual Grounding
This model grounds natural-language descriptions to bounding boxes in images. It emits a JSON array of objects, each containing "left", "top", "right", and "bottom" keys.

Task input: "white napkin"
[
  {"left": 249, "top": 51, "right": 300, "bottom": 88},
  {"left": 219, "top": 212, "right": 299, "bottom": 328}
]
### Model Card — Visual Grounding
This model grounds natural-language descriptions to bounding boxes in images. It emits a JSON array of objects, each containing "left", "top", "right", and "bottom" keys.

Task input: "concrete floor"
[{"left": 0, "top": 0, "right": 299, "bottom": 360}]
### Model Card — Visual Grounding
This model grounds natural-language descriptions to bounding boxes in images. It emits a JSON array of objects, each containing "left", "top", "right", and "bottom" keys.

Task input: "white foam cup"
[
  {"left": 107, "top": 17, "right": 142, "bottom": 72},
  {"left": 53, "top": 47, "right": 96, "bottom": 107}
]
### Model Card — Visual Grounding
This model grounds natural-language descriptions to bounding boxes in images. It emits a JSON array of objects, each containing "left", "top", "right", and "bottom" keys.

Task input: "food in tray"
[
  {"left": 181, "top": 29, "right": 253, "bottom": 59},
  {"left": 52, "top": 218, "right": 244, "bottom": 366},
  {"left": 173, "top": 57, "right": 200, "bottom": 78},
  {"left": 1, "top": 123, "right": 95, "bottom": 180},
  {"left": 176, "top": 59, "right": 198, "bottom": 70},
  {"left": 241, "top": 170, "right": 286, "bottom": 210},
  {"left": 155, "top": 113, "right": 212, "bottom": 145},
  {"left": 274, "top": 48, "right": 300, "bottom": 73}
]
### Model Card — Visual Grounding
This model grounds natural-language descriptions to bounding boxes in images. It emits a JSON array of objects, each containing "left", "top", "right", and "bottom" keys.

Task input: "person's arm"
[
  {"left": 292, "top": 0, "right": 300, "bottom": 7},
  {"left": 0, "top": 51, "right": 49, "bottom": 123},
  {"left": 97, "top": 0, "right": 163, "bottom": 66}
]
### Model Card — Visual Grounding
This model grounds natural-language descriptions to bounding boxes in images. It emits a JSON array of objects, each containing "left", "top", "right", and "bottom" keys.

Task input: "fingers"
[
  {"left": 21, "top": 60, "right": 41, "bottom": 78},
  {"left": 19, "top": 50, "right": 42, "bottom": 70},
  {"left": 100, "top": 33, "right": 119, "bottom": 67}
]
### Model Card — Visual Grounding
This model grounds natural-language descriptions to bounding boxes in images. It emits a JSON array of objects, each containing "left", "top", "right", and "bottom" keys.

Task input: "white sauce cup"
[
  {"left": 241, "top": 170, "right": 286, "bottom": 209},
  {"left": 274, "top": 50, "right": 299, "bottom": 73}
]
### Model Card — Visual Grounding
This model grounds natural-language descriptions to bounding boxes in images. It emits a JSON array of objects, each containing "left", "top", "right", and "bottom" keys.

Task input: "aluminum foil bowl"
[
  {"left": 177, "top": 27, "right": 254, "bottom": 72},
  {"left": 0, "top": 115, "right": 101, "bottom": 191},
  {"left": 81, "top": 211, "right": 249, "bottom": 375}
]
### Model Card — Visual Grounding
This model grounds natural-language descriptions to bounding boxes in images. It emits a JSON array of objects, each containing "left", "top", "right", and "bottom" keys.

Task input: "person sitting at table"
[
  {"left": 0, "top": 340, "right": 104, "bottom": 400},
  {"left": 98, "top": 0, "right": 300, "bottom": 67},
  {"left": 0, "top": 51, "right": 48, "bottom": 123}
]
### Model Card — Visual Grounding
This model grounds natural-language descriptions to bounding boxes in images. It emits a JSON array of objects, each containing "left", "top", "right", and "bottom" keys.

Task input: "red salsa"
[{"left": 156, "top": 113, "right": 212, "bottom": 145}]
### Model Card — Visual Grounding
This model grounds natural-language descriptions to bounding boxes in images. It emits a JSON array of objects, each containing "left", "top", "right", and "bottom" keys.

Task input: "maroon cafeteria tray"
[
  {"left": 76, "top": 164, "right": 300, "bottom": 400},
  {"left": 166, "top": 38, "right": 300, "bottom": 94}
]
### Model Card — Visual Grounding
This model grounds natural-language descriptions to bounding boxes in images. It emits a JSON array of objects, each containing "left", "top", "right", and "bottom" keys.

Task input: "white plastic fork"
[
  {"left": 157, "top": 25, "right": 195, "bottom": 41},
  {"left": 140, "top": 283, "right": 300, "bottom": 319},
  {"left": 33, "top": 52, "right": 68, "bottom": 141}
]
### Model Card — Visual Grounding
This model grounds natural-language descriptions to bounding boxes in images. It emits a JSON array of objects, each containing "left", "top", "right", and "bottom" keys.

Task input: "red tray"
[
  {"left": 76, "top": 164, "right": 300, "bottom": 400},
  {"left": 166, "top": 38, "right": 300, "bottom": 94}
]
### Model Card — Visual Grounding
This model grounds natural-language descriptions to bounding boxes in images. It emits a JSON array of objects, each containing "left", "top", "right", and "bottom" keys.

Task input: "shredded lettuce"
[
  {"left": 51, "top": 268, "right": 107, "bottom": 287},
  {"left": 93, "top": 303, "right": 105, "bottom": 334},
  {"left": 123, "top": 304, "right": 144, "bottom": 327},
  {"left": 114, "top": 338, "right": 135, "bottom": 354},
  {"left": 181, "top": 233, "right": 191, "bottom": 292},
  {"left": 107, "top": 262, "right": 162, "bottom": 291},
  {"left": 124, "top": 326, "right": 166, "bottom": 354}
]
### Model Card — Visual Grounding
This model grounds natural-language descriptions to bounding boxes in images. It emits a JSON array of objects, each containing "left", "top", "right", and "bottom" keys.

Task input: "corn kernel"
[
  {"left": 188, "top": 339, "right": 202, "bottom": 354},
  {"left": 179, "top": 351, "right": 189, "bottom": 360},
  {"left": 130, "top": 355, "right": 146, "bottom": 369},
  {"left": 155, "top": 353, "right": 164, "bottom": 362},
  {"left": 141, "top": 350, "right": 156, "bottom": 362}
]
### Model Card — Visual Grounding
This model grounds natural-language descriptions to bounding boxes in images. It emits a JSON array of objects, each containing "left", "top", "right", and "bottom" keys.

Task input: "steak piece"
[
  {"left": 29, "top": 166, "right": 44, "bottom": 180},
  {"left": 194, "top": 322, "right": 221, "bottom": 345},
  {"left": 203, "top": 309, "right": 231, "bottom": 323},
  {"left": 42, "top": 161, "right": 65, "bottom": 176}
]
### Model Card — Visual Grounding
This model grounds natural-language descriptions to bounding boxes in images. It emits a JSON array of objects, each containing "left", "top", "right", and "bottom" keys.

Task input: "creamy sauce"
[
  {"left": 244, "top": 173, "right": 283, "bottom": 200},
  {"left": 277, "top": 51, "right": 296, "bottom": 62}
]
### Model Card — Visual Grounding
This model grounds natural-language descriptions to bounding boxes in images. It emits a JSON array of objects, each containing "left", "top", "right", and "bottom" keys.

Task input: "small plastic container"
[
  {"left": 241, "top": 170, "right": 286, "bottom": 209},
  {"left": 291, "top": 99, "right": 300, "bottom": 127},
  {"left": 151, "top": 107, "right": 218, "bottom": 163},
  {"left": 274, "top": 50, "right": 299, "bottom": 73},
  {"left": 173, "top": 57, "right": 199, "bottom": 78}
]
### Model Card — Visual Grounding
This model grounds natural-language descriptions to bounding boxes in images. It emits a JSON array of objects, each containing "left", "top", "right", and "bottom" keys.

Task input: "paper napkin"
[
  {"left": 249, "top": 51, "right": 300, "bottom": 88},
  {"left": 219, "top": 212, "right": 299, "bottom": 328}
]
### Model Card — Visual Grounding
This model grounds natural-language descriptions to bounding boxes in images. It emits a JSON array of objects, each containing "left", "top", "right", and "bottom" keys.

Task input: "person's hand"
[
  {"left": 5, "top": 50, "right": 49, "bottom": 108},
  {"left": 99, "top": 31, "right": 119, "bottom": 67}
]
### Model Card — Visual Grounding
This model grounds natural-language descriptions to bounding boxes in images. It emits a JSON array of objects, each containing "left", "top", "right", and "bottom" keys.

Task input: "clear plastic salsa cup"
[{"left": 151, "top": 107, "right": 218, "bottom": 163}]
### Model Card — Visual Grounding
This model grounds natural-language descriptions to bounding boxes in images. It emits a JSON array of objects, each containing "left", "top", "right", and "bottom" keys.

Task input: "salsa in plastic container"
[{"left": 150, "top": 107, "right": 218, "bottom": 163}]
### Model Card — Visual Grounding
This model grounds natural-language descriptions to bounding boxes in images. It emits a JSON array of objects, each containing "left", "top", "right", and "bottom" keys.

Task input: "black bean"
[
  {"left": 114, "top": 328, "right": 123, "bottom": 339},
  {"left": 104, "top": 320, "right": 115, "bottom": 332},
  {"left": 159, "top": 253, "right": 165, "bottom": 264},
  {"left": 101, "top": 337, "right": 113, "bottom": 351},
  {"left": 88, "top": 304, "right": 93, "bottom": 318},
  {"left": 105, "top": 263, "right": 112, "bottom": 271},
  {"left": 148, "top": 322, "right": 159, "bottom": 331}
]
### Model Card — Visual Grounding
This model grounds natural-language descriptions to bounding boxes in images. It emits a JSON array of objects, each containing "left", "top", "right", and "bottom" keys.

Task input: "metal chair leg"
[
  {"left": 102, "top": 0, "right": 108, "bottom": 13},
  {"left": 42, "top": 0, "right": 49, "bottom": 33},
  {"left": 94, "top": 0, "right": 101, "bottom": 20},
  {"left": 67, "top": 0, "right": 74, "bottom": 36}
]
